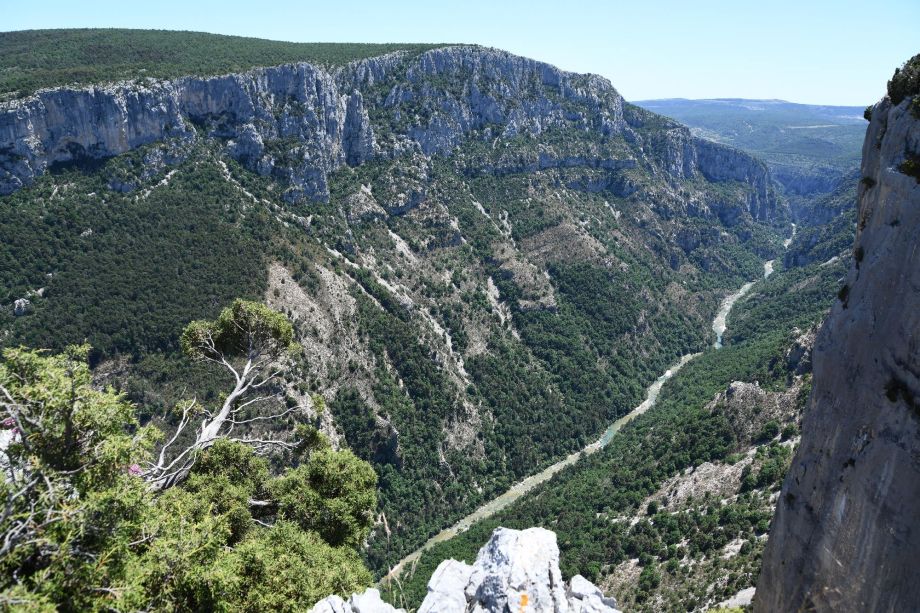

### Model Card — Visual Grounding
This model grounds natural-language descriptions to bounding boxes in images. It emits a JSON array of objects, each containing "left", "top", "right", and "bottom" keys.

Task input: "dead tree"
[{"left": 142, "top": 300, "right": 302, "bottom": 490}]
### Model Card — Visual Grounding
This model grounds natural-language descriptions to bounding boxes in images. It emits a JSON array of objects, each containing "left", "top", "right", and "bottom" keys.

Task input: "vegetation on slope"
[
  {"left": 390, "top": 256, "right": 845, "bottom": 610},
  {"left": 0, "top": 305, "right": 378, "bottom": 611},
  {"left": 0, "top": 29, "right": 445, "bottom": 97},
  {"left": 0, "top": 142, "right": 272, "bottom": 359},
  {"left": 0, "top": 130, "right": 783, "bottom": 582},
  {"left": 1, "top": 33, "right": 789, "bottom": 586}
]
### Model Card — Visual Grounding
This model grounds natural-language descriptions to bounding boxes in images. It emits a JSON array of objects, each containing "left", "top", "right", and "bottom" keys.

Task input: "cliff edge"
[{"left": 755, "top": 68, "right": 920, "bottom": 610}]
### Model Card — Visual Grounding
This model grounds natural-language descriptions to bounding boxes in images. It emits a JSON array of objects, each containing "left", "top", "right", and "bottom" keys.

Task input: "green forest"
[
  {"left": 0, "top": 29, "right": 443, "bottom": 97},
  {"left": 388, "top": 254, "right": 845, "bottom": 610}
]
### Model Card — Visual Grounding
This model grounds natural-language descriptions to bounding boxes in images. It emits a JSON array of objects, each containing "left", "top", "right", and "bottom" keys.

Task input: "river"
[
  {"left": 383, "top": 268, "right": 769, "bottom": 582},
  {"left": 382, "top": 223, "right": 800, "bottom": 581}
]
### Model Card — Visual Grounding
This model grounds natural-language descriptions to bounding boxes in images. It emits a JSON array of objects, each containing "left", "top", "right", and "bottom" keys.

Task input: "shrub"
[
  {"left": 898, "top": 155, "right": 920, "bottom": 183},
  {"left": 888, "top": 54, "right": 920, "bottom": 106},
  {"left": 755, "top": 420, "right": 780, "bottom": 442}
]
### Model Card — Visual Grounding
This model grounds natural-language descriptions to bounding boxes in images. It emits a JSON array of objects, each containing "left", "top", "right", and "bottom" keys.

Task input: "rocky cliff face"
[
  {"left": 310, "top": 527, "right": 620, "bottom": 613},
  {"left": 1, "top": 43, "right": 789, "bottom": 581},
  {"left": 755, "top": 94, "right": 920, "bottom": 610},
  {"left": 0, "top": 46, "right": 777, "bottom": 218}
]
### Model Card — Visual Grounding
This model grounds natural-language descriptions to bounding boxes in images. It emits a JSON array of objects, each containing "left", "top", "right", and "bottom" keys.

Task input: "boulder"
[
  {"left": 418, "top": 559, "right": 474, "bottom": 613},
  {"left": 465, "top": 527, "right": 568, "bottom": 613},
  {"left": 414, "top": 527, "right": 619, "bottom": 613},
  {"left": 310, "top": 589, "right": 404, "bottom": 613},
  {"left": 567, "top": 575, "right": 620, "bottom": 612},
  {"left": 13, "top": 298, "right": 30, "bottom": 316},
  {"left": 349, "top": 588, "right": 401, "bottom": 613}
]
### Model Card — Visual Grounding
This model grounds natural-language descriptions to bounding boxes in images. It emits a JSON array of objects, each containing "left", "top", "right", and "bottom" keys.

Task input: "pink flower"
[
  {"left": 128, "top": 464, "right": 142, "bottom": 476},
  {"left": 1, "top": 417, "right": 14, "bottom": 429}
]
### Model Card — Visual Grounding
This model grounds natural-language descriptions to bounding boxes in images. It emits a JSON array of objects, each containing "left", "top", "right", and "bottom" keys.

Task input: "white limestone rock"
[
  {"left": 418, "top": 559, "right": 474, "bottom": 613},
  {"left": 12, "top": 298, "right": 30, "bottom": 316},
  {"left": 310, "top": 588, "right": 404, "bottom": 613},
  {"left": 464, "top": 527, "right": 567, "bottom": 613},
  {"left": 313, "top": 528, "right": 618, "bottom": 613},
  {"left": 309, "top": 595, "right": 352, "bottom": 613},
  {"left": 567, "top": 575, "right": 621, "bottom": 613},
  {"left": 349, "top": 588, "right": 402, "bottom": 613}
]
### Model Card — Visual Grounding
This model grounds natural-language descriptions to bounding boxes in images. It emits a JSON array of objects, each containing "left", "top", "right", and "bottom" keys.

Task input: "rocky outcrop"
[
  {"left": 417, "top": 527, "right": 620, "bottom": 613},
  {"left": 12, "top": 298, "right": 30, "bottom": 316},
  {"left": 693, "top": 138, "right": 776, "bottom": 222},
  {"left": 1, "top": 46, "right": 779, "bottom": 218},
  {"left": 309, "top": 527, "right": 619, "bottom": 613},
  {"left": 755, "top": 93, "right": 920, "bottom": 611},
  {"left": 310, "top": 589, "right": 402, "bottom": 613},
  {"left": 0, "top": 62, "right": 372, "bottom": 202}
]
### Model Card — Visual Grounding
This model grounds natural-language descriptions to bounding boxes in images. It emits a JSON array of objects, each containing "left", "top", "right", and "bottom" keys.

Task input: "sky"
[{"left": 3, "top": 0, "right": 918, "bottom": 105}]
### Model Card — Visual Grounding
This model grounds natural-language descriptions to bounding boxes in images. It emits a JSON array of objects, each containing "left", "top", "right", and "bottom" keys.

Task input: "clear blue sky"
[{"left": 4, "top": 0, "right": 918, "bottom": 105}]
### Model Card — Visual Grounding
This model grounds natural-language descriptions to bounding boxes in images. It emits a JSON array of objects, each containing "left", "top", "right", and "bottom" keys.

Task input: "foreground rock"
[
  {"left": 755, "top": 84, "right": 920, "bottom": 609},
  {"left": 310, "top": 588, "right": 402, "bottom": 613},
  {"left": 309, "top": 527, "right": 619, "bottom": 613},
  {"left": 418, "top": 527, "right": 620, "bottom": 613}
]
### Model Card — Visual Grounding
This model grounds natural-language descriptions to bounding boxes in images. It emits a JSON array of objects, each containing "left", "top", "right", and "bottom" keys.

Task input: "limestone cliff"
[
  {"left": 309, "top": 527, "right": 620, "bottom": 613},
  {"left": 0, "top": 46, "right": 777, "bottom": 219},
  {"left": 755, "top": 92, "right": 920, "bottom": 609}
]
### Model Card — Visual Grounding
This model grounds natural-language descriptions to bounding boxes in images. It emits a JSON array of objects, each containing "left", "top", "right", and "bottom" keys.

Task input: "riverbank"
[{"left": 383, "top": 270, "right": 767, "bottom": 582}]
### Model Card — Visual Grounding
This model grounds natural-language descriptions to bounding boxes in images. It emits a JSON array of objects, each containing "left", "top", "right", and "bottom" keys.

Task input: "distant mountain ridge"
[{"left": 635, "top": 97, "right": 867, "bottom": 202}]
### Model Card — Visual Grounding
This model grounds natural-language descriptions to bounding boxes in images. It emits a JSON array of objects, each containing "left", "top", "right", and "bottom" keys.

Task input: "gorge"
[{"left": 0, "top": 27, "right": 916, "bottom": 613}]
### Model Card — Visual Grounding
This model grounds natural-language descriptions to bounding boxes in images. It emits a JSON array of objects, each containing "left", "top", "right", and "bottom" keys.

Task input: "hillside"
[
  {"left": 635, "top": 98, "right": 866, "bottom": 203},
  {"left": 390, "top": 253, "right": 844, "bottom": 611},
  {"left": 0, "top": 29, "right": 444, "bottom": 98},
  {"left": 0, "top": 32, "right": 789, "bottom": 583}
]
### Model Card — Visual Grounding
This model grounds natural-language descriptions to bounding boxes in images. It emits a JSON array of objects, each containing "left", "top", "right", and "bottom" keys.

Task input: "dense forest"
[
  {"left": 389, "top": 253, "right": 847, "bottom": 610},
  {"left": 0, "top": 29, "right": 443, "bottom": 97}
]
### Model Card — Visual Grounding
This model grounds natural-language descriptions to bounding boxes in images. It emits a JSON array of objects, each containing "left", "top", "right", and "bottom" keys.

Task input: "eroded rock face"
[
  {"left": 0, "top": 45, "right": 778, "bottom": 219},
  {"left": 755, "top": 95, "right": 920, "bottom": 611}
]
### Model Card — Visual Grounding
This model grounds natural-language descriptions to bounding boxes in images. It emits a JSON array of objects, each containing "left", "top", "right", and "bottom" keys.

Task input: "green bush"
[
  {"left": 898, "top": 155, "right": 920, "bottom": 183},
  {"left": 888, "top": 53, "right": 920, "bottom": 106},
  {"left": 755, "top": 420, "right": 781, "bottom": 443},
  {"left": 0, "top": 324, "right": 378, "bottom": 609}
]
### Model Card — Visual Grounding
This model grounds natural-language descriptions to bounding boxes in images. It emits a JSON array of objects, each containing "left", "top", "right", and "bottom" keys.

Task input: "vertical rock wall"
[{"left": 755, "top": 95, "right": 920, "bottom": 611}]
